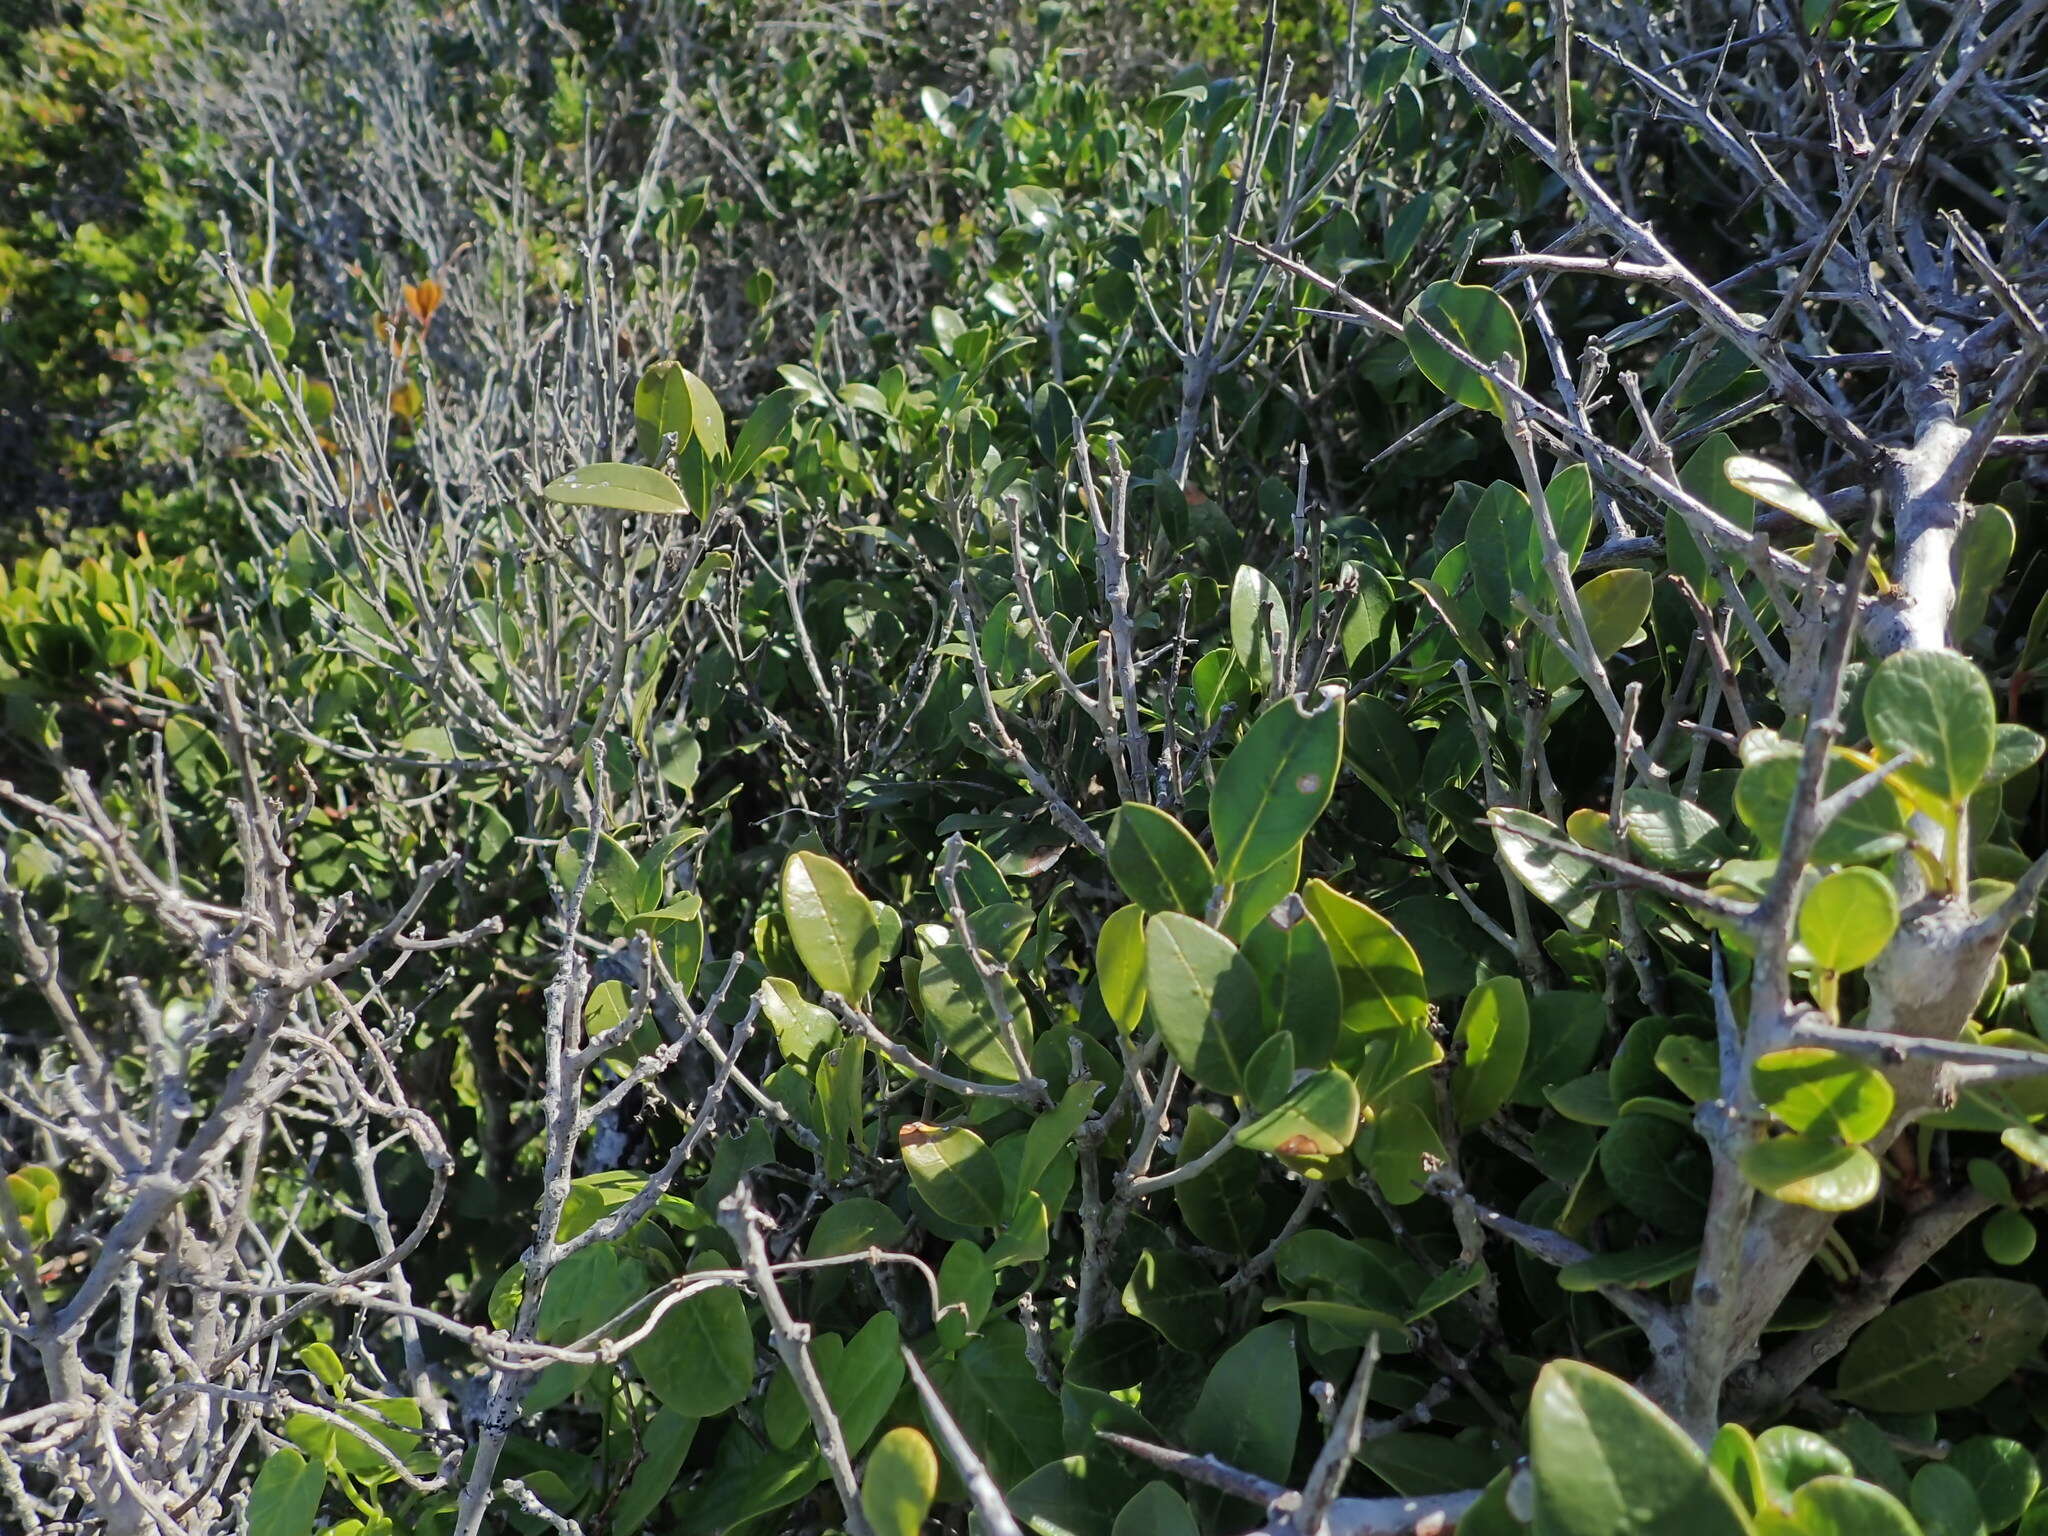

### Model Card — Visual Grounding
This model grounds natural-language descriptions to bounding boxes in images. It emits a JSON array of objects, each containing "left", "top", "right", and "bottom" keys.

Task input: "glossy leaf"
[
  {"left": 1236, "top": 1067, "right": 1360, "bottom": 1156},
  {"left": 1107, "top": 804, "right": 1214, "bottom": 915},
  {"left": 1143, "top": 912, "right": 1266, "bottom": 1095},
  {"left": 1452, "top": 975, "right": 1529, "bottom": 1128},
  {"left": 248, "top": 1448, "right": 326, "bottom": 1536},
  {"left": 1529, "top": 1360, "right": 1750, "bottom": 1536},
  {"left": 1536, "top": 567, "right": 1652, "bottom": 691},
  {"left": 780, "top": 851, "right": 883, "bottom": 999},
  {"left": 1209, "top": 689, "right": 1344, "bottom": 883},
  {"left": 1779, "top": 1477, "right": 1923, "bottom": 1536},
  {"left": 1494, "top": 809, "right": 1603, "bottom": 928},
  {"left": 1183, "top": 1323, "right": 1300, "bottom": 1488},
  {"left": 1123, "top": 1246, "right": 1226, "bottom": 1351},
  {"left": 1739, "top": 1135, "right": 1882, "bottom": 1210},
  {"left": 862, "top": 1427, "right": 938, "bottom": 1536},
  {"left": 1240, "top": 897, "right": 1342, "bottom": 1067},
  {"left": 916, "top": 927, "right": 1032, "bottom": 1082},
  {"left": 542, "top": 462, "right": 692, "bottom": 515},
  {"left": 1230, "top": 564, "right": 1290, "bottom": 690},
  {"left": 1405, "top": 279, "right": 1526, "bottom": 418},
  {"left": 635, "top": 361, "right": 726, "bottom": 463},
  {"left": 1113, "top": 1483, "right": 1200, "bottom": 1536},
  {"left": 727, "top": 386, "right": 803, "bottom": 482},
  {"left": 1835, "top": 1278, "right": 2048, "bottom": 1410},
  {"left": 636, "top": 1274, "right": 754, "bottom": 1418},
  {"left": 1558, "top": 1240, "right": 1700, "bottom": 1294},
  {"left": 1799, "top": 867, "right": 1898, "bottom": 973},
  {"left": 1300, "top": 879, "right": 1429, "bottom": 1042},
  {"left": 1751, "top": 1049, "right": 1894, "bottom": 1142},
  {"left": 1736, "top": 749, "right": 1906, "bottom": 865},
  {"left": 900, "top": 1123, "right": 1008, "bottom": 1229},
  {"left": 1096, "top": 905, "right": 1148, "bottom": 1034},
  {"left": 1723, "top": 454, "right": 1840, "bottom": 535},
  {"left": 1367, "top": 1100, "right": 1446, "bottom": 1206},
  {"left": 1865, "top": 649, "right": 1998, "bottom": 805}
]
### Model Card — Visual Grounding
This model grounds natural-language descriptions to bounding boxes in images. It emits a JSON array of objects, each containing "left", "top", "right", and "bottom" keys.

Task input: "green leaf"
[
  {"left": 1599, "top": 1115, "right": 1711, "bottom": 1231},
  {"left": 1367, "top": 1100, "right": 1446, "bottom": 1205},
  {"left": 1984, "top": 1209, "right": 2036, "bottom": 1266},
  {"left": 1464, "top": 479, "right": 1539, "bottom": 627},
  {"left": 1113, "top": 1483, "right": 1200, "bottom": 1536},
  {"left": 759, "top": 977, "right": 838, "bottom": 1071},
  {"left": 1236, "top": 1068, "right": 1360, "bottom": 1156},
  {"left": 1241, "top": 898, "right": 1342, "bottom": 1067},
  {"left": 1624, "top": 788, "right": 1735, "bottom": 872},
  {"left": 1345, "top": 695, "right": 1420, "bottom": 813},
  {"left": 1952, "top": 504, "right": 2016, "bottom": 641},
  {"left": 1220, "top": 846, "right": 1303, "bottom": 942},
  {"left": 900, "top": 1124, "right": 1009, "bottom": 1229},
  {"left": 727, "top": 386, "right": 803, "bottom": 482},
  {"left": 1007, "top": 183, "right": 1065, "bottom": 230},
  {"left": 1452, "top": 976, "right": 1529, "bottom": 1128},
  {"left": 1011, "top": 1454, "right": 1140, "bottom": 1536},
  {"left": 937, "top": 1327, "right": 1064, "bottom": 1499},
  {"left": 1799, "top": 867, "right": 1898, "bottom": 973},
  {"left": 1655, "top": 1035, "right": 1720, "bottom": 1103},
  {"left": 1122, "top": 1246, "right": 1227, "bottom": 1351},
  {"left": 1835, "top": 1278, "right": 2048, "bottom": 1410},
  {"left": 1144, "top": 912, "right": 1267, "bottom": 1096},
  {"left": 1342, "top": 566, "right": 1397, "bottom": 665},
  {"left": 1735, "top": 749, "right": 1906, "bottom": 865},
  {"left": 1751, "top": 1049, "right": 1894, "bottom": 1142},
  {"left": 1779, "top": 1477, "right": 1923, "bottom": 1536},
  {"left": 1493, "top": 810, "right": 1603, "bottom": 928},
  {"left": 1739, "top": 1135, "right": 1881, "bottom": 1210},
  {"left": 808, "top": 1198, "right": 906, "bottom": 1261},
  {"left": 1209, "top": 690, "right": 1345, "bottom": 883},
  {"left": 1230, "top": 564, "right": 1291, "bottom": 690},
  {"left": 1668, "top": 433, "right": 1755, "bottom": 602},
  {"left": 248, "top": 1448, "right": 326, "bottom": 1536},
  {"left": 635, "top": 1273, "right": 754, "bottom": 1417},
  {"left": 1537, "top": 567, "right": 1652, "bottom": 691},
  {"left": 1548, "top": 462, "right": 1599, "bottom": 574},
  {"left": 1018, "top": 1078, "right": 1102, "bottom": 1202},
  {"left": 299, "top": 1341, "right": 347, "bottom": 1390},
  {"left": 1107, "top": 804, "right": 1215, "bottom": 915},
  {"left": 1559, "top": 1240, "right": 1700, "bottom": 1293},
  {"left": 635, "top": 361, "right": 726, "bottom": 463},
  {"left": 824, "top": 1312, "right": 904, "bottom": 1454},
  {"left": 986, "top": 1191, "right": 1050, "bottom": 1271},
  {"left": 1097, "top": 905, "right": 1148, "bottom": 1034},
  {"left": 780, "top": 851, "right": 883, "bottom": 998},
  {"left": 862, "top": 1427, "right": 938, "bottom": 1536},
  {"left": 1173, "top": 1105, "right": 1278, "bottom": 1255},
  {"left": 1948, "top": 1437, "right": 2039, "bottom": 1529},
  {"left": 1911, "top": 1463, "right": 1986, "bottom": 1536},
  {"left": 1865, "top": 649, "right": 1998, "bottom": 805},
  {"left": 611, "top": 1409, "right": 699, "bottom": 1534},
  {"left": 1984, "top": 723, "right": 2045, "bottom": 789},
  {"left": 1755, "top": 1425, "right": 1854, "bottom": 1502},
  {"left": 542, "top": 462, "right": 692, "bottom": 515},
  {"left": 1405, "top": 279, "right": 1526, "bottom": 419},
  {"left": 1183, "top": 1323, "right": 1300, "bottom": 1490},
  {"left": 1528, "top": 1360, "right": 1751, "bottom": 1536},
  {"left": 1723, "top": 455, "right": 1841, "bottom": 535},
  {"left": 1406, "top": 1262, "right": 1486, "bottom": 1322},
  {"left": 1300, "top": 879, "right": 1428, "bottom": 1044},
  {"left": 917, "top": 924, "right": 1033, "bottom": 1082}
]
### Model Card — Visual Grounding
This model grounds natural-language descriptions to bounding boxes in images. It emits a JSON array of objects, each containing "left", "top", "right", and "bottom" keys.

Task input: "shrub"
[{"left": 4, "top": 3, "right": 2048, "bottom": 1536}]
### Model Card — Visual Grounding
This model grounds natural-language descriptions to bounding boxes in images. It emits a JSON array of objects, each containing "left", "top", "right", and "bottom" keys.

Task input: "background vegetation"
[{"left": 4, "top": 2, "right": 2048, "bottom": 1534}]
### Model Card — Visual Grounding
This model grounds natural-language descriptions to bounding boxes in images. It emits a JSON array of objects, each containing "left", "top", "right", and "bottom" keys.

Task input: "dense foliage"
[{"left": 5, "top": 3, "right": 2048, "bottom": 1535}]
